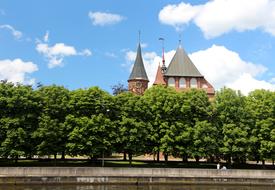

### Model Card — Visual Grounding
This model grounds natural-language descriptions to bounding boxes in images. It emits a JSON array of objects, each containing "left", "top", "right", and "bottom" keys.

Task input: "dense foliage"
[{"left": 0, "top": 81, "right": 274, "bottom": 165}]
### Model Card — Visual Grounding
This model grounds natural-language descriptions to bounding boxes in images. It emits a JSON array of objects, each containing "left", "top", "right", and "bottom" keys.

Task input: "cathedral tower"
[{"left": 128, "top": 43, "right": 149, "bottom": 95}]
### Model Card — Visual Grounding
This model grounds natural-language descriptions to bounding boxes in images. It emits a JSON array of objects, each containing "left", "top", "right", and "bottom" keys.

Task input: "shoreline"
[{"left": 1, "top": 167, "right": 275, "bottom": 185}]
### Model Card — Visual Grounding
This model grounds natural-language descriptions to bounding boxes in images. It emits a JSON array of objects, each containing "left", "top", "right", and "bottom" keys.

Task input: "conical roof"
[
  {"left": 165, "top": 46, "right": 202, "bottom": 77},
  {"left": 153, "top": 64, "right": 166, "bottom": 85},
  {"left": 128, "top": 43, "right": 149, "bottom": 81}
]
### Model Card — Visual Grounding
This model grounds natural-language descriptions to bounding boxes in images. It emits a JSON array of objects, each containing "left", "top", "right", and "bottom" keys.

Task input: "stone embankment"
[{"left": 0, "top": 167, "right": 275, "bottom": 185}]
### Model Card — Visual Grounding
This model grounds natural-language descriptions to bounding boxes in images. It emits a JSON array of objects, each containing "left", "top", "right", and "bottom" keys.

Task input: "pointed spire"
[
  {"left": 153, "top": 63, "right": 166, "bottom": 85},
  {"left": 128, "top": 43, "right": 149, "bottom": 81}
]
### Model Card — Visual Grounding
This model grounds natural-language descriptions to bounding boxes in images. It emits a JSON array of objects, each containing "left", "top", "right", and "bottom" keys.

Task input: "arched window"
[
  {"left": 179, "top": 78, "right": 186, "bottom": 88},
  {"left": 168, "top": 77, "right": 175, "bottom": 87},
  {"left": 190, "top": 78, "right": 197, "bottom": 88}
]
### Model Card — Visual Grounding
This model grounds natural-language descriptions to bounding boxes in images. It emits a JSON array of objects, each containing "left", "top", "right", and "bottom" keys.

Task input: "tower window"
[
  {"left": 168, "top": 77, "right": 175, "bottom": 87},
  {"left": 179, "top": 78, "right": 186, "bottom": 88},
  {"left": 190, "top": 78, "right": 197, "bottom": 88}
]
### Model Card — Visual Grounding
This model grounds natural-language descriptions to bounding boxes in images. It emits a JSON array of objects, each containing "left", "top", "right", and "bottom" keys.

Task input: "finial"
[
  {"left": 138, "top": 30, "right": 141, "bottom": 44},
  {"left": 158, "top": 37, "right": 165, "bottom": 65},
  {"left": 179, "top": 33, "right": 182, "bottom": 47}
]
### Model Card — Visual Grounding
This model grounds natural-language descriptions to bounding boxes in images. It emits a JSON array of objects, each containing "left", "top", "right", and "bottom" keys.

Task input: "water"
[{"left": 0, "top": 185, "right": 274, "bottom": 190}]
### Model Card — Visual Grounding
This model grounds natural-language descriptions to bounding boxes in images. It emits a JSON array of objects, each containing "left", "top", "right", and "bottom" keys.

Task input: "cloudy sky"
[{"left": 1, "top": 0, "right": 275, "bottom": 94}]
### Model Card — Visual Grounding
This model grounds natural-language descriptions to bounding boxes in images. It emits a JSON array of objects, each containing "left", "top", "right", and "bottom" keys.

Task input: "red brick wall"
[
  {"left": 164, "top": 76, "right": 215, "bottom": 98},
  {"left": 128, "top": 79, "right": 149, "bottom": 95}
]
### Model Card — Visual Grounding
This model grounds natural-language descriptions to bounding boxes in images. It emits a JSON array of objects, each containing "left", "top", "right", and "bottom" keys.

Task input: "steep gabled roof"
[
  {"left": 153, "top": 64, "right": 166, "bottom": 85},
  {"left": 128, "top": 43, "right": 149, "bottom": 81},
  {"left": 165, "top": 46, "right": 202, "bottom": 77}
]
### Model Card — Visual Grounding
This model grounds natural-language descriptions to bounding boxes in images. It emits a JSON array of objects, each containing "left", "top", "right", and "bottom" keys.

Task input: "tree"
[
  {"left": 119, "top": 117, "right": 147, "bottom": 165},
  {"left": 143, "top": 85, "right": 180, "bottom": 162},
  {"left": 247, "top": 90, "right": 275, "bottom": 165},
  {"left": 0, "top": 82, "right": 40, "bottom": 160},
  {"left": 69, "top": 87, "right": 112, "bottom": 117},
  {"left": 114, "top": 92, "right": 149, "bottom": 163},
  {"left": 32, "top": 115, "right": 64, "bottom": 160},
  {"left": 66, "top": 114, "right": 115, "bottom": 159},
  {"left": 34, "top": 85, "right": 70, "bottom": 159},
  {"left": 192, "top": 121, "right": 218, "bottom": 162},
  {"left": 111, "top": 83, "right": 128, "bottom": 95},
  {"left": 214, "top": 88, "right": 249, "bottom": 165}
]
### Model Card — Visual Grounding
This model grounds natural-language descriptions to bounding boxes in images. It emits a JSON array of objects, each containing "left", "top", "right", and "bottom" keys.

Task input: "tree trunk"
[
  {"left": 157, "top": 151, "right": 160, "bottom": 162},
  {"left": 195, "top": 156, "right": 200, "bottom": 163},
  {"left": 262, "top": 160, "right": 265, "bottom": 169},
  {"left": 102, "top": 151, "right": 105, "bottom": 167},
  {"left": 227, "top": 155, "right": 232, "bottom": 166},
  {"left": 272, "top": 159, "right": 274, "bottom": 166},
  {"left": 15, "top": 155, "right": 18, "bottom": 163},
  {"left": 129, "top": 153, "right": 132, "bottom": 167},
  {"left": 207, "top": 156, "right": 214, "bottom": 163},
  {"left": 164, "top": 153, "right": 168, "bottom": 163},
  {"left": 182, "top": 155, "right": 188, "bottom": 163},
  {"left": 241, "top": 156, "right": 246, "bottom": 164},
  {"left": 123, "top": 152, "right": 127, "bottom": 161},
  {"left": 54, "top": 154, "right": 57, "bottom": 166},
  {"left": 61, "top": 151, "right": 65, "bottom": 160}
]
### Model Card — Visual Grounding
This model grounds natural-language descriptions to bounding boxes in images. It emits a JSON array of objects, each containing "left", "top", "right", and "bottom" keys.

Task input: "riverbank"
[{"left": 1, "top": 167, "right": 275, "bottom": 185}]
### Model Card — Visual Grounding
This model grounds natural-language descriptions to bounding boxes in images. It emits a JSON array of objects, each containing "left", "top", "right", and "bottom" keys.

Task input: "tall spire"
[{"left": 128, "top": 43, "right": 149, "bottom": 81}]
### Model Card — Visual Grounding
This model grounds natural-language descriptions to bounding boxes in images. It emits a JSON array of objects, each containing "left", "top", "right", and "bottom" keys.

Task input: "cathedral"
[{"left": 128, "top": 42, "right": 215, "bottom": 98}]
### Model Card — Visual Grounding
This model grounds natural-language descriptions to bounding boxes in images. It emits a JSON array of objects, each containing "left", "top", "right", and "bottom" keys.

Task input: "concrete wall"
[{"left": 1, "top": 167, "right": 275, "bottom": 185}]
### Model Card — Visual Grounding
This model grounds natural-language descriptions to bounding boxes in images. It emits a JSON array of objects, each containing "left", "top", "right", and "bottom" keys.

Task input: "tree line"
[{"left": 0, "top": 81, "right": 274, "bottom": 165}]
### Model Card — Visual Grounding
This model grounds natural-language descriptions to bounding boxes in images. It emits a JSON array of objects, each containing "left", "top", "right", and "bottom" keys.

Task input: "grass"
[{"left": 0, "top": 157, "right": 274, "bottom": 169}]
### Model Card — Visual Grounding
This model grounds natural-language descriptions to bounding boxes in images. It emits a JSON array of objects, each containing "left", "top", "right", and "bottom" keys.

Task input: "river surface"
[{"left": 0, "top": 185, "right": 275, "bottom": 190}]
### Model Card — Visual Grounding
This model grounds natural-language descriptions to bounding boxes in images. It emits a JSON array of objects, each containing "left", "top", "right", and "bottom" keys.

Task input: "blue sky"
[{"left": 0, "top": 0, "right": 275, "bottom": 94}]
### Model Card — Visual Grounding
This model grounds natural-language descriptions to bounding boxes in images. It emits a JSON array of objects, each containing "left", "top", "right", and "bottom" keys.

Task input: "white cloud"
[
  {"left": 140, "top": 43, "right": 148, "bottom": 48},
  {"left": 79, "top": 49, "right": 92, "bottom": 56},
  {"left": 159, "top": 2, "right": 201, "bottom": 31},
  {"left": 227, "top": 74, "right": 275, "bottom": 95},
  {"left": 159, "top": 0, "right": 275, "bottom": 38},
  {"left": 189, "top": 45, "right": 275, "bottom": 95},
  {"left": 270, "top": 77, "right": 275, "bottom": 83},
  {"left": 0, "top": 24, "right": 22, "bottom": 39},
  {"left": 36, "top": 32, "right": 92, "bottom": 68},
  {"left": 88, "top": 11, "right": 125, "bottom": 26},
  {"left": 0, "top": 59, "right": 38, "bottom": 85},
  {"left": 44, "top": 31, "right": 49, "bottom": 42},
  {"left": 105, "top": 52, "right": 117, "bottom": 58},
  {"left": 125, "top": 45, "right": 274, "bottom": 94}
]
